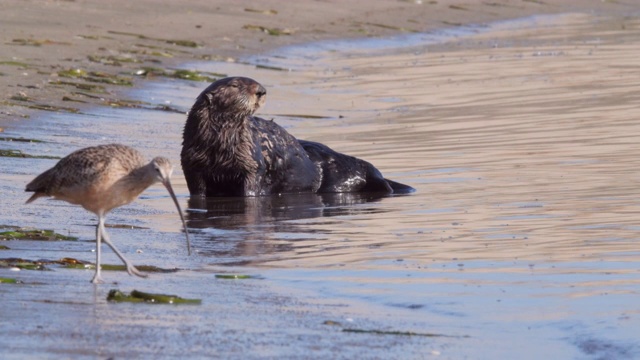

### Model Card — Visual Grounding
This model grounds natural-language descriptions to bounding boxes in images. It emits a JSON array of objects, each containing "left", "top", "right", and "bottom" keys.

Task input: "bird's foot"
[
  {"left": 91, "top": 274, "right": 105, "bottom": 284},
  {"left": 127, "top": 264, "right": 148, "bottom": 279}
]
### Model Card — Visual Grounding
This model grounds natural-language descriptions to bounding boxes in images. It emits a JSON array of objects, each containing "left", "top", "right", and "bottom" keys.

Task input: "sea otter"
[{"left": 181, "top": 76, "right": 414, "bottom": 197}]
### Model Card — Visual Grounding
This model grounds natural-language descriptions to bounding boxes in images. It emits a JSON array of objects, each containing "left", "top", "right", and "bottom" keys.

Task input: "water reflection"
[{"left": 186, "top": 192, "right": 398, "bottom": 264}]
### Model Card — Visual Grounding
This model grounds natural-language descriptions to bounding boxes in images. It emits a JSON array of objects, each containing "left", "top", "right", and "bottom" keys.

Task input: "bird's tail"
[
  {"left": 25, "top": 192, "right": 46, "bottom": 204},
  {"left": 25, "top": 169, "right": 52, "bottom": 204}
]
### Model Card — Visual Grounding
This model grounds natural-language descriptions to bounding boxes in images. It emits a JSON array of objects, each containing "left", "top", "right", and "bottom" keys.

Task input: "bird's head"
[{"left": 150, "top": 157, "right": 174, "bottom": 186}]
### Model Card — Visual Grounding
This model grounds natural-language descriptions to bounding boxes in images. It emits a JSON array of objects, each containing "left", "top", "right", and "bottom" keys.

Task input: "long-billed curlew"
[{"left": 25, "top": 143, "right": 191, "bottom": 284}]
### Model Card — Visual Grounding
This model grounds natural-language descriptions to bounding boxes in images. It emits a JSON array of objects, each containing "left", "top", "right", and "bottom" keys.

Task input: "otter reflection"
[{"left": 186, "top": 192, "right": 394, "bottom": 265}]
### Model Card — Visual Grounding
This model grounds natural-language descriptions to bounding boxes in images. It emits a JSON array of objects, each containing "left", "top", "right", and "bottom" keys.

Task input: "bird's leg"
[
  {"left": 91, "top": 215, "right": 105, "bottom": 284},
  {"left": 99, "top": 224, "right": 148, "bottom": 279}
]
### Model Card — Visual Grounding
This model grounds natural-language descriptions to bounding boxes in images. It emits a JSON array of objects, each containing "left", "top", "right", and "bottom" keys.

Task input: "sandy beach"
[
  {"left": 2, "top": 1, "right": 640, "bottom": 359},
  {"left": 0, "top": 0, "right": 632, "bottom": 124}
]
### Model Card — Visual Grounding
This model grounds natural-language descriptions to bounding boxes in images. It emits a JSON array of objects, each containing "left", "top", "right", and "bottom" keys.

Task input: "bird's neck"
[{"left": 127, "top": 163, "right": 158, "bottom": 194}]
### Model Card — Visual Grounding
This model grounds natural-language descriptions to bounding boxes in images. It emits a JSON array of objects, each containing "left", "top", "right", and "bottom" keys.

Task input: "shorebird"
[{"left": 25, "top": 143, "right": 191, "bottom": 284}]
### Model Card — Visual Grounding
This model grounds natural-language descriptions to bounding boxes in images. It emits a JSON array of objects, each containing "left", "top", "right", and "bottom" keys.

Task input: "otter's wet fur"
[{"left": 181, "top": 76, "right": 414, "bottom": 197}]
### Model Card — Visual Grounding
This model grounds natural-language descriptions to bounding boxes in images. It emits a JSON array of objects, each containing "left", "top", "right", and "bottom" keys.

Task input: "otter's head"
[{"left": 199, "top": 76, "right": 266, "bottom": 117}]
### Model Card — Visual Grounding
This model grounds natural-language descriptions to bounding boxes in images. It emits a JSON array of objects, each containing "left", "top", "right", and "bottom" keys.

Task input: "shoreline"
[{"left": 0, "top": 0, "right": 634, "bottom": 127}]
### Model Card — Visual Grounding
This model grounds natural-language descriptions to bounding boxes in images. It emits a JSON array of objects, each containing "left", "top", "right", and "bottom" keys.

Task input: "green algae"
[
  {"left": 0, "top": 256, "right": 177, "bottom": 274},
  {"left": 107, "top": 30, "right": 200, "bottom": 48},
  {"left": 342, "top": 328, "right": 454, "bottom": 337},
  {"left": 23, "top": 103, "right": 80, "bottom": 113},
  {"left": 57, "top": 68, "right": 88, "bottom": 78},
  {"left": 323, "top": 320, "right": 469, "bottom": 338},
  {"left": 0, "top": 277, "right": 17, "bottom": 283},
  {"left": 57, "top": 68, "right": 133, "bottom": 86},
  {"left": 0, "top": 228, "right": 77, "bottom": 241},
  {"left": 101, "top": 264, "right": 179, "bottom": 273},
  {"left": 85, "top": 71, "right": 133, "bottom": 86},
  {"left": 87, "top": 55, "right": 142, "bottom": 66},
  {"left": 0, "top": 258, "right": 50, "bottom": 271},
  {"left": 215, "top": 274, "right": 253, "bottom": 279},
  {"left": 276, "top": 113, "right": 332, "bottom": 119},
  {"left": 0, "top": 136, "right": 44, "bottom": 143},
  {"left": 0, "top": 60, "right": 32, "bottom": 67},
  {"left": 242, "top": 24, "right": 294, "bottom": 36},
  {"left": 244, "top": 8, "right": 278, "bottom": 15},
  {"left": 49, "top": 80, "right": 107, "bottom": 92},
  {"left": 104, "top": 223, "right": 149, "bottom": 230},
  {"left": 107, "top": 289, "right": 202, "bottom": 304},
  {"left": 357, "top": 22, "right": 418, "bottom": 32},
  {"left": 10, "top": 38, "right": 71, "bottom": 46},
  {"left": 10, "top": 94, "right": 31, "bottom": 102},
  {"left": 0, "top": 149, "right": 61, "bottom": 159},
  {"left": 255, "top": 64, "right": 290, "bottom": 71},
  {"left": 61, "top": 96, "right": 88, "bottom": 103},
  {"left": 135, "top": 67, "right": 223, "bottom": 82}
]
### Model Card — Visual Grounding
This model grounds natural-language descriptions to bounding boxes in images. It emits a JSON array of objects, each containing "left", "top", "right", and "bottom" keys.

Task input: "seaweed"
[
  {"left": 135, "top": 67, "right": 222, "bottom": 82},
  {"left": 23, "top": 103, "right": 81, "bottom": 113},
  {"left": 0, "top": 258, "right": 50, "bottom": 271},
  {"left": 0, "top": 149, "right": 61, "bottom": 159},
  {"left": 76, "top": 34, "right": 101, "bottom": 40},
  {"left": 10, "top": 94, "right": 31, "bottom": 102},
  {"left": 244, "top": 8, "right": 278, "bottom": 15},
  {"left": 107, "top": 289, "right": 202, "bottom": 304},
  {"left": 215, "top": 274, "right": 253, "bottom": 279},
  {"left": 57, "top": 68, "right": 88, "bottom": 78},
  {"left": 9, "top": 38, "right": 71, "bottom": 46},
  {"left": 87, "top": 54, "right": 142, "bottom": 66},
  {"left": 323, "top": 320, "right": 469, "bottom": 338},
  {"left": 49, "top": 80, "right": 107, "bottom": 92},
  {"left": 242, "top": 24, "right": 294, "bottom": 36},
  {"left": 255, "top": 64, "right": 290, "bottom": 71},
  {"left": 358, "top": 22, "right": 418, "bottom": 32},
  {"left": 0, "top": 228, "right": 77, "bottom": 241},
  {"left": 0, "top": 257, "right": 178, "bottom": 275},
  {"left": 85, "top": 71, "right": 133, "bottom": 86},
  {"left": 57, "top": 68, "right": 133, "bottom": 86},
  {"left": 0, "top": 60, "right": 32, "bottom": 67},
  {"left": 107, "top": 31, "right": 200, "bottom": 48},
  {"left": 62, "top": 96, "right": 88, "bottom": 103},
  {"left": 0, "top": 136, "right": 45, "bottom": 143},
  {"left": 63, "top": 263, "right": 179, "bottom": 273},
  {"left": 4, "top": 93, "right": 82, "bottom": 113},
  {"left": 104, "top": 223, "right": 149, "bottom": 230},
  {"left": 275, "top": 113, "right": 331, "bottom": 119},
  {"left": 342, "top": 328, "right": 452, "bottom": 337}
]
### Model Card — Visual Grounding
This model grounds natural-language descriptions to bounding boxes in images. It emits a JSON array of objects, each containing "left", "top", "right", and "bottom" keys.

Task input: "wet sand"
[
  {"left": 0, "top": 0, "right": 632, "bottom": 123},
  {"left": 2, "top": 1, "right": 640, "bottom": 359}
]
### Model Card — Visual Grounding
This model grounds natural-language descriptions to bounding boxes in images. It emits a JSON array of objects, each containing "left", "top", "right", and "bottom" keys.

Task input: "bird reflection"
[{"left": 185, "top": 192, "right": 395, "bottom": 265}]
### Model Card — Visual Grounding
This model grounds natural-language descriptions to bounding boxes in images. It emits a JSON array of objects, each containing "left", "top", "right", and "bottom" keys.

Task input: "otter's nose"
[{"left": 256, "top": 85, "right": 266, "bottom": 98}]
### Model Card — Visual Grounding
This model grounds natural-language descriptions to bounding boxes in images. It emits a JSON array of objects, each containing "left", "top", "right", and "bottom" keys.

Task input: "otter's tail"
[{"left": 385, "top": 179, "right": 415, "bottom": 194}]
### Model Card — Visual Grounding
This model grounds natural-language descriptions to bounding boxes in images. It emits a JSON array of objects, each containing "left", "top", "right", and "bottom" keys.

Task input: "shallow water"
[{"left": 2, "top": 11, "right": 640, "bottom": 359}]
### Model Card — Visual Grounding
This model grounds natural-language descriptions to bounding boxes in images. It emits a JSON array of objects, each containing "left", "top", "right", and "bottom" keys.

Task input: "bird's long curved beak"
[{"left": 163, "top": 179, "right": 192, "bottom": 256}]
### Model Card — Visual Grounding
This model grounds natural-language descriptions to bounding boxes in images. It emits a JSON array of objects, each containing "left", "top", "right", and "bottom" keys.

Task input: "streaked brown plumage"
[{"left": 25, "top": 143, "right": 191, "bottom": 284}]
